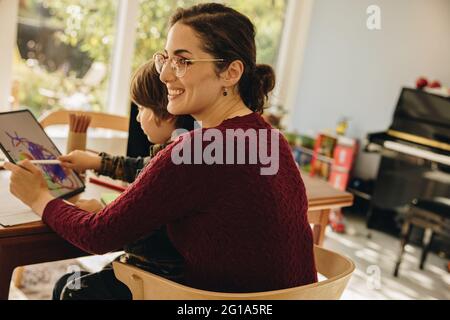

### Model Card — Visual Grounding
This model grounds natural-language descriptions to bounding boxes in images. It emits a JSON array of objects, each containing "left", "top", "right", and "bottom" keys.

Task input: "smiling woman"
[
  {"left": 7, "top": 2, "right": 317, "bottom": 300},
  {"left": 158, "top": 8, "right": 276, "bottom": 126}
]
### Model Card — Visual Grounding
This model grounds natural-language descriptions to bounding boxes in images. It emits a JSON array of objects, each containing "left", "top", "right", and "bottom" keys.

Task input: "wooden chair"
[
  {"left": 112, "top": 245, "right": 355, "bottom": 300},
  {"left": 12, "top": 109, "right": 129, "bottom": 289},
  {"left": 39, "top": 109, "right": 129, "bottom": 132}
]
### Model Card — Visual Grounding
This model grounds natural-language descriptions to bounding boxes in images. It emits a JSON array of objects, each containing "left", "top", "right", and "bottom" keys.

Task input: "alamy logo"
[
  {"left": 367, "top": 5, "right": 382, "bottom": 30},
  {"left": 171, "top": 127, "right": 280, "bottom": 176},
  {"left": 65, "top": 265, "right": 82, "bottom": 290},
  {"left": 366, "top": 265, "right": 382, "bottom": 290}
]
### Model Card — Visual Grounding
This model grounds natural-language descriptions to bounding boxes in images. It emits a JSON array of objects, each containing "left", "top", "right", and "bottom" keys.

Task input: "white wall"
[{"left": 290, "top": 0, "right": 450, "bottom": 179}]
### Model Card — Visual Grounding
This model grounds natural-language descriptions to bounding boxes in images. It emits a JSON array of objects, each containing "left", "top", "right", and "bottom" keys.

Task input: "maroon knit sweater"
[{"left": 43, "top": 113, "right": 317, "bottom": 293}]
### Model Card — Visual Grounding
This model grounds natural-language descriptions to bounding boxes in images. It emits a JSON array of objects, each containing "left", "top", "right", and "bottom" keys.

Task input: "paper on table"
[
  {"left": 0, "top": 182, "right": 41, "bottom": 227},
  {"left": 100, "top": 192, "right": 120, "bottom": 206}
]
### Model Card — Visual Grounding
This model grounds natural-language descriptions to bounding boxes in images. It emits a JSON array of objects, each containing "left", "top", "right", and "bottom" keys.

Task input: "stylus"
[{"left": 30, "top": 160, "right": 62, "bottom": 165}]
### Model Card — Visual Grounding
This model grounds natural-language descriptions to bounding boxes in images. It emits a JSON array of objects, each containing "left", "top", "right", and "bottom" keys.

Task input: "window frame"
[
  {"left": 106, "top": 0, "right": 140, "bottom": 116},
  {"left": 272, "top": 0, "right": 315, "bottom": 130}
]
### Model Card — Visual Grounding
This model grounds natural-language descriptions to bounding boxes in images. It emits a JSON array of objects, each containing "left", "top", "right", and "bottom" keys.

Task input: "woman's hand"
[
  {"left": 58, "top": 150, "right": 102, "bottom": 173},
  {"left": 4, "top": 160, "right": 55, "bottom": 216},
  {"left": 75, "top": 199, "right": 104, "bottom": 214}
]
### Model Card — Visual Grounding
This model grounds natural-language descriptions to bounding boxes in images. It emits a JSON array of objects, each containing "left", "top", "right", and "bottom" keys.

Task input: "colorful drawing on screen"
[{"left": 5, "top": 131, "right": 78, "bottom": 193}]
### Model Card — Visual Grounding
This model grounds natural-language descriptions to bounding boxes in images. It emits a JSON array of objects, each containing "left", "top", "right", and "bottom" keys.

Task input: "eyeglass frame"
[{"left": 153, "top": 52, "right": 225, "bottom": 78}]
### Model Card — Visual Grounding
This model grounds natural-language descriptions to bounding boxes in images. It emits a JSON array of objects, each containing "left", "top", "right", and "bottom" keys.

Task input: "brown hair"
[
  {"left": 130, "top": 60, "right": 170, "bottom": 120},
  {"left": 169, "top": 3, "right": 276, "bottom": 113}
]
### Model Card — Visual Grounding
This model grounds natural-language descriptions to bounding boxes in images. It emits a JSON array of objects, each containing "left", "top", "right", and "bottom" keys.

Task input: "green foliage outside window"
[
  {"left": 14, "top": 0, "right": 287, "bottom": 115},
  {"left": 41, "top": 0, "right": 287, "bottom": 69}
]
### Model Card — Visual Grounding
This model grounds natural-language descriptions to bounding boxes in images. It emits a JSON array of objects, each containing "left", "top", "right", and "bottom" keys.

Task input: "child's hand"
[
  {"left": 58, "top": 150, "right": 102, "bottom": 173},
  {"left": 75, "top": 199, "right": 104, "bottom": 214}
]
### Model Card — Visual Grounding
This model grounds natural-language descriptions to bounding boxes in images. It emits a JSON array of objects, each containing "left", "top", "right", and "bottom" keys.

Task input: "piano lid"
[{"left": 388, "top": 88, "right": 450, "bottom": 151}]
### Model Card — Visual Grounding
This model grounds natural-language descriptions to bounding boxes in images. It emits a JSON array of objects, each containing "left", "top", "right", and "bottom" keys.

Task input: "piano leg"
[
  {"left": 419, "top": 228, "right": 434, "bottom": 270},
  {"left": 365, "top": 202, "right": 377, "bottom": 239},
  {"left": 393, "top": 220, "right": 412, "bottom": 277}
]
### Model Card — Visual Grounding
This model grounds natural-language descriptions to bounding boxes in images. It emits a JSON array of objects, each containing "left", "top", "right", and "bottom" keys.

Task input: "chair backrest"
[
  {"left": 113, "top": 245, "right": 355, "bottom": 300},
  {"left": 39, "top": 109, "right": 129, "bottom": 132}
]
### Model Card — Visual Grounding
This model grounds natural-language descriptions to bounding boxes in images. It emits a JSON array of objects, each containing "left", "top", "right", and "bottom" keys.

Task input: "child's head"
[{"left": 130, "top": 60, "right": 194, "bottom": 144}]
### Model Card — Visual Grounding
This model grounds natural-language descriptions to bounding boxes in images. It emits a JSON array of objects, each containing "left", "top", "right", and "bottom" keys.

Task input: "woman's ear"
[{"left": 220, "top": 60, "right": 244, "bottom": 88}]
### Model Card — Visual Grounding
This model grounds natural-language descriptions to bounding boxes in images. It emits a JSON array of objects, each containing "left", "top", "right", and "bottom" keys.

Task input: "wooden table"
[
  {"left": 0, "top": 169, "right": 352, "bottom": 300},
  {"left": 0, "top": 170, "right": 118, "bottom": 300},
  {"left": 301, "top": 171, "right": 354, "bottom": 246}
]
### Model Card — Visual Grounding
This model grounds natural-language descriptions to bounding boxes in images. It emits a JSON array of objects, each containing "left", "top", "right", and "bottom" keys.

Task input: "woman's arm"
[{"left": 42, "top": 138, "right": 204, "bottom": 255}]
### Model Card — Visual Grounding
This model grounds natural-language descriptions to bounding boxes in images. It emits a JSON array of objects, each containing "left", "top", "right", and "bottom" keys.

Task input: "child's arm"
[
  {"left": 96, "top": 153, "right": 146, "bottom": 183},
  {"left": 96, "top": 142, "right": 171, "bottom": 183}
]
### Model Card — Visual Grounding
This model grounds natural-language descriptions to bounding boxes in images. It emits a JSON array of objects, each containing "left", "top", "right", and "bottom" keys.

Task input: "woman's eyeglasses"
[{"left": 153, "top": 52, "right": 225, "bottom": 78}]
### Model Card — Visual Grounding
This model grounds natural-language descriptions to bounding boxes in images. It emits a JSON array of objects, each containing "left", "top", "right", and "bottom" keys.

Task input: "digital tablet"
[{"left": 0, "top": 109, "right": 85, "bottom": 199}]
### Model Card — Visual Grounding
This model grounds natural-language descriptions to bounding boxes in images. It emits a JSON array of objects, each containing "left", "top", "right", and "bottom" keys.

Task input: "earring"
[{"left": 223, "top": 87, "right": 228, "bottom": 97}]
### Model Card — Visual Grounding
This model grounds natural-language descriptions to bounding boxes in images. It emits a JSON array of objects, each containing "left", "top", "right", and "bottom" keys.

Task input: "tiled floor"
[{"left": 9, "top": 213, "right": 449, "bottom": 300}]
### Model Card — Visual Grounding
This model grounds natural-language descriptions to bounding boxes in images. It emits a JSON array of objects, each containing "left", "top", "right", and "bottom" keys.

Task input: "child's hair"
[
  {"left": 130, "top": 60, "right": 195, "bottom": 131},
  {"left": 130, "top": 60, "right": 170, "bottom": 120}
]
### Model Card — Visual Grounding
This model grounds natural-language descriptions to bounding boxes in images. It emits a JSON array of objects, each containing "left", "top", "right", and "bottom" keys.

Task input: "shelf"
[{"left": 296, "top": 146, "right": 334, "bottom": 164}]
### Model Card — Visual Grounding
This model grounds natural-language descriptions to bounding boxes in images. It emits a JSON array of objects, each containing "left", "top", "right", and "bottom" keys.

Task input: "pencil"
[
  {"left": 69, "top": 114, "right": 75, "bottom": 132},
  {"left": 89, "top": 177, "right": 127, "bottom": 192},
  {"left": 30, "top": 160, "right": 62, "bottom": 165}
]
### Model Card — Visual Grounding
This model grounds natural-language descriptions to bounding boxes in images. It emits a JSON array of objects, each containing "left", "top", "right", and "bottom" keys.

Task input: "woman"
[{"left": 5, "top": 3, "right": 317, "bottom": 296}]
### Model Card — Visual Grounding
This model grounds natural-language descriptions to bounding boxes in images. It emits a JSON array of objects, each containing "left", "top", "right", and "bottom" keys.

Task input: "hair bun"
[
  {"left": 255, "top": 64, "right": 276, "bottom": 94},
  {"left": 246, "top": 64, "right": 276, "bottom": 112}
]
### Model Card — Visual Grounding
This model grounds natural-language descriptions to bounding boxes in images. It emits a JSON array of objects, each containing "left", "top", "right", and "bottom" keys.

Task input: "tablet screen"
[{"left": 0, "top": 110, "right": 85, "bottom": 199}]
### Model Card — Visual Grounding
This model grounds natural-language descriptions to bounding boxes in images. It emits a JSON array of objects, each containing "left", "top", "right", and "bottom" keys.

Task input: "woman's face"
[
  {"left": 160, "top": 22, "right": 224, "bottom": 118},
  {"left": 136, "top": 105, "right": 175, "bottom": 144}
]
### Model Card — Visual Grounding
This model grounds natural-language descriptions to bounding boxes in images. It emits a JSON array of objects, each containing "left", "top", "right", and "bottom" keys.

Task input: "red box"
[
  {"left": 329, "top": 170, "right": 350, "bottom": 191},
  {"left": 333, "top": 144, "right": 355, "bottom": 169}
]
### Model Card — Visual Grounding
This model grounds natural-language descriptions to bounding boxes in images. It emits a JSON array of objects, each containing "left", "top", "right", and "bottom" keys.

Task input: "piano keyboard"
[{"left": 384, "top": 140, "right": 450, "bottom": 166}]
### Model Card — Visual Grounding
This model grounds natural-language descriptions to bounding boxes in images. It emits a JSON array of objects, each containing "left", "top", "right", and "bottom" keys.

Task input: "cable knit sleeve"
[{"left": 42, "top": 137, "right": 203, "bottom": 255}]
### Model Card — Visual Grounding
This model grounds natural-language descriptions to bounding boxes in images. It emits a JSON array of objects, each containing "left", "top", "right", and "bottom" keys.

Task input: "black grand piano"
[{"left": 365, "top": 87, "right": 450, "bottom": 234}]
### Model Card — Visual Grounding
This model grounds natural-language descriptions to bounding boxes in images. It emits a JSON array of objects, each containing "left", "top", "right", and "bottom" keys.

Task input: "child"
[
  {"left": 53, "top": 60, "right": 195, "bottom": 300},
  {"left": 59, "top": 61, "right": 194, "bottom": 183}
]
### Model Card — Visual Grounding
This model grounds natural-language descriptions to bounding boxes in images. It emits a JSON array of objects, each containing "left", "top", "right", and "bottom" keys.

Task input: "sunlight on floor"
[{"left": 325, "top": 214, "right": 450, "bottom": 300}]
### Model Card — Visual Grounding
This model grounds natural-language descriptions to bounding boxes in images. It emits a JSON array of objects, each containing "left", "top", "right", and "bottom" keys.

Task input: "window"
[
  {"left": 226, "top": 0, "right": 287, "bottom": 67},
  {"left": 132, "top": 0, "right": 288, "bottom": 71},
  {"left": 13, "top": 0, "right": 119, "bottom": 117},
  {"left": 11, "top": 0, "right": 288, "bottom": 117}
]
